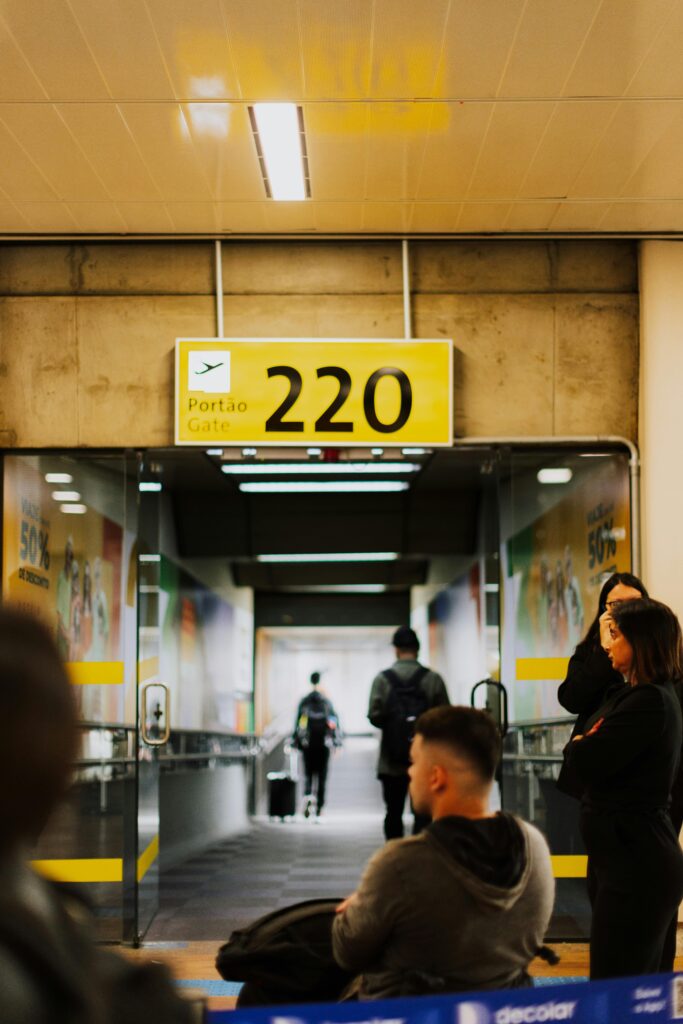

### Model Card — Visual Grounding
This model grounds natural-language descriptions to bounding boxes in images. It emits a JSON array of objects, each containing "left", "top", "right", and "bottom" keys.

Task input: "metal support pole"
[
  {"left": 214, "top": 240, "right": 224, "bottom": 337},
  {"left": 401, "top": 238, "right": 411, "bottom": 340}
]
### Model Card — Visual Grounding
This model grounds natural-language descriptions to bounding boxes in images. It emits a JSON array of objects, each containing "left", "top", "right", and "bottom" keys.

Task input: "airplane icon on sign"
[
  {"left": 188, "top": 350, "right": 231, "bottom": 393},
  {"left": 195, "top": 360, "right": 224, "bottom": 375}
]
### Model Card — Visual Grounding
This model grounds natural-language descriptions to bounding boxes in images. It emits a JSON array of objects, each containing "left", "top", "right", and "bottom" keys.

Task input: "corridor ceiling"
[{"left": 2, "top": 0, "right": 683, "bottom": 237}]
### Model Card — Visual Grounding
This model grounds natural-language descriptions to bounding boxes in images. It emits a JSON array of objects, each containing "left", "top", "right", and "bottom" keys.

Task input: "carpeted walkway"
[{"left": 146, "top": 737, "right": 387, "bottom": 941}]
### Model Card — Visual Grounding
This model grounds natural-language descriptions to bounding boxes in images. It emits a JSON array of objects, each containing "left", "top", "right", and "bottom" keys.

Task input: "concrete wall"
[
  {"left": 639, "top": 241, "right": 683, "bottom": 610},
  {"left": 0, "top": 239, "right": 638, "bottom": 446}
]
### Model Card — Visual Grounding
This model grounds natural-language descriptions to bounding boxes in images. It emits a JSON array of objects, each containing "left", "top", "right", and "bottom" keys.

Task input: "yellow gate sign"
[{"left": 175, "top": 338, "right": 452, "bottom": 446}]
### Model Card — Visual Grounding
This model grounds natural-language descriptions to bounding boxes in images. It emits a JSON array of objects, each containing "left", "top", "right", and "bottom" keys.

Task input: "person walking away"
[
  {"left": 293, "top": 672, "right": 341, "bottom": 820},
  {"left": 368, "top": 626, "right": 449, "bottom": 840}
]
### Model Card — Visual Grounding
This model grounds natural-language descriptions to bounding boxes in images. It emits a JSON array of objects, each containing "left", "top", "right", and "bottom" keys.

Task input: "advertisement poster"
[
  {"left": 160, "top": 558, "right": 253, "bottom": 733},
  {"left": 2, "top": 456, "right": 125, "bottom": 718},
  {"left": 503, "top": 456, "right": 631, "bottom": 720}
]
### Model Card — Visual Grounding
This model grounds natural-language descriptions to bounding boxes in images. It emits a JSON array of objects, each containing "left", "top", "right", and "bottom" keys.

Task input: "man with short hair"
[
  {"left": 332, "top": 706, "right": 555, "bottom": 999},
  {"left": 368, "top": 625, "right": 449, "bottom": 840}
]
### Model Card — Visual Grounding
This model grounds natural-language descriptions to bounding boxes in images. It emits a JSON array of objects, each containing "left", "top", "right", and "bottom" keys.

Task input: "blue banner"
[{"left": 208, "top": 973, "right": 683, "bottom": 1024}]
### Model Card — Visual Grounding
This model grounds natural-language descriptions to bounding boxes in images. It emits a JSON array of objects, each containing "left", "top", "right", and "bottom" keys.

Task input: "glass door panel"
[
  {"left": 498, "top": 446, "right": 632, "bottom": 939},
  {"left": 1, "top": 451, "right": 138, "bottom": 941}
]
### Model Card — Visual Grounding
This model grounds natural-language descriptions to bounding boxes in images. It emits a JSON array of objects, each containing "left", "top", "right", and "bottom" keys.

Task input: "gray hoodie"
[{"left": 332, "top": 813, "right": 554, "bottom": 998}]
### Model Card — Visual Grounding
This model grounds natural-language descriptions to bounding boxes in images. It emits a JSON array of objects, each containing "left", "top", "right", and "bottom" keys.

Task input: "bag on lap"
[
  {"left": 215, "top": 898, "right": 353, "bottom": 1006},
  {"left": 382, "top": 666, "right": 429, "bottom": 765}
]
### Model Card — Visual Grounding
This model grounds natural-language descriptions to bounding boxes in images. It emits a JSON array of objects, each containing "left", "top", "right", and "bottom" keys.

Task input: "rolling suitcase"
[{"left": 267, "top": 772, "right": 296, "bottom": 819}]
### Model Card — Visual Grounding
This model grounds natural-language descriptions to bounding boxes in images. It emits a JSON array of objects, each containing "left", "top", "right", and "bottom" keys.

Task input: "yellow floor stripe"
[
  {"left": 516, "top": 657, "right": 570, "bottom": 681},
  {"left": 137, "top": 834, "right": 159, "bottom": 882},
  {"left": 138, "top": 656, "right": 160, "bottom": 683},
  {"left": 31, "top": 858, "right": 123, "bottom": 883},
  {"left": 552, "top": 855, "right": 587, "bottom": 878},
  {"left": 67, "top": 661, "right": 125, "bottom": 685}
]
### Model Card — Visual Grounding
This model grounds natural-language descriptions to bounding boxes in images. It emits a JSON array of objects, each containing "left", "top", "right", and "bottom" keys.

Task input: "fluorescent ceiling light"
[
  {"left": 402, "top": 447, "right": 427, "bottom": 455},
  {"left": 206, "top": 448, "right": 223, "bottom": 456},
  {"left": 307, "top": 448, "right": 322, "bottom": 456},
  {"left": 280, "top": 584, "right": 389, "bottom": 593},
  {"left": 239, "top": 481, "right": 409, "bottom": 494},
  {"left": 251, "top": 103, "right": 308, "bottom": 201},
  {"left": 537, "top": 468, "right": 573, "bottom": 485},
  {"left": 60, "top": 503, "right": 87, "bottom": 514},
  {"left": 139, "top": 482, "right": 162, "bottom": 492},
  {"left": 257, "top": 552, "right": 398, "bottom": 563},
  {"left": 52, "top": 490, "right": 80, "bottom": 501},
  {"left": 222, "top": 461, "right": 418, "bottom": 475},
  {"left": 139, "top": 554, "right": 161, "bottom": 563},
  {"left": 45, "top": 473, "right": 73, "bottom": 484},
  {"left": 242, "top": 447, "right": 257, "bottom": 457},
  {"left": 371, "top": 448, "right": 384, "bottom": 456}
]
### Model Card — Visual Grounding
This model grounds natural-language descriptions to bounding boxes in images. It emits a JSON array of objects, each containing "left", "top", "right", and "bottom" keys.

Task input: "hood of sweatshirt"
[{"left": 424, "top": 812, "right": 530, "bottom": 911}]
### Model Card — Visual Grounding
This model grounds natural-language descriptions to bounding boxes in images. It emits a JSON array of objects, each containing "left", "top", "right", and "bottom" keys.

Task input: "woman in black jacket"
[
  {"left": 563, "top": 598, "right": 683, "bottom": 979},
  {"left": 557, "top": 571, "right": 648, "bottom": 800}
]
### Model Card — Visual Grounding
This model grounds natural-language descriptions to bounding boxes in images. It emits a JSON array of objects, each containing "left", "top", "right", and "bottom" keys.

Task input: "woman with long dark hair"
[
  {"left": 557, "top": 572, "right": 648, "bottom": 799},
  {"left": 563, "top": 599, "right": 683, "bottom": 978}
]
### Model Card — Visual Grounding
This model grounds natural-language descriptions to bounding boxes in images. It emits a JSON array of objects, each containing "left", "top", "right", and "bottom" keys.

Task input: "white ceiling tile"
[
  {"left": 68, "top": 0, "right": 174, "bottom": 100},
  {"left": 180, "top": 103, "right": 264, "bottom": 201},
  {"left": 145, "top": 0, "right": 240, "bottom": 100},
  {"left": 165, "top": 203, "right": 219, "bottom": 232},
  {"left": 0, "top": 201, "right": 31, "bottom": 230},
  {"left": 115, "top": 204, "right": 175, "bottom": 233},
  {"left": 0, "top": 104, "right": 110, "bottom": 200},
  {"left": 218, "top": 202, "right": 268, "bottom": 233},
  {"left": 417, "top": 103, "right": 495, "bottom": 199},
  {"left": 0, "top": 0, "right": 110, "bottom": 100},
  {"left": 0, "top": 19, "right": 48, "bottom": 100},
  {"left": 117, "top": 104, "right": 214, "bottom": 200},
  {"left": 57, "top": 104, "right": 162, "bottom": 202},
  {"left": 409, "top": 203, "right": 463, "bottom": 232},
  {"left": 620, "top": 108, "right": 683, "bottom": 198},
  {"left": 518, "top": 101, "right": 619, "bottom": 199},
  {"left": 220, "top": 0, "right": 304, "bottom": 99},
  {"left": 437, "top": 0, "right": 526, "bottom": 98},
  {"left": 599, "top": 201, "right": 683, "bottom": 232},
  {"left": 299, "top": 0, "right": 373, "bottom": 100},
  {"left": 504, "top": 203, "right": 560, "bottom": 231},
  {"left": 263, "top": 202, "right": 317, "bottom": 232},
  {"left": 66, "top": 203, "right": 128, "bottom": 232},
  {"left": 467, "top": 103, "right": 555, "bottom": 199},
  {"left": 548, "top": 202, "right": 612, "bottom": 231},
  {"left": 457, "top": 203, "right": 513, "bottom": 232},
  {"left": 369, "top": 0, "right": 449, "bottom": 99},
  {"left": 500, "top": 0, "right": 602, "bottom": 97},
  {"left": 360, "top": 202, "right": 411, "bottom": 233},
  {"left": 297, "top": 104, "right": 367, "bottom": 202},
  {"left": 562, "top": 0, "right": 676, "bottom": 97},
  {"left": 626, "top": 4, "right": 683, "bottom": 97},
  {"left": 312, "top": 202, "right": 364, "bottom": 232},
  {"left": 570, "top": 101, "right": 680, "bottom": 197},
  {"left": 0, "top": 120, "right": 58, "bottom": 201},
  {"left": 364, "top": 104, "right": 432, "bottom": 200},
  {"left": 17, "top": 202, "right": 79, "bottom": 231}
]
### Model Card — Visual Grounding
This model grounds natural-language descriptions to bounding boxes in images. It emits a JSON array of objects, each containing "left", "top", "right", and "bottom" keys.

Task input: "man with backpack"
[
  {"left": 293, "top": 672, "right": 341, "bottom": 820},
  {"left": 368, "top": 626, "right": 449, "bottom": 840}
]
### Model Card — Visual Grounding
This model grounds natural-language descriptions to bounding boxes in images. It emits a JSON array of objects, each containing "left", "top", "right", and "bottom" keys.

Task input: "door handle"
[{"left": 141, "top": 682, "right": 170, "bottom": 746}]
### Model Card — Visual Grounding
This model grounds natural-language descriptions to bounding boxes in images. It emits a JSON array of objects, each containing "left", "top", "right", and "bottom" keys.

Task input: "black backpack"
[
  {"left": 215, "top": 898, "right": 353, "bottom": 1006},
  {"left": 382, "top": 666, "right": 429, "bottom": 765},
  {"left": 297, "top": 694, "right": 331, "bottom": 751}
]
